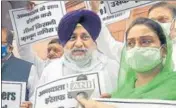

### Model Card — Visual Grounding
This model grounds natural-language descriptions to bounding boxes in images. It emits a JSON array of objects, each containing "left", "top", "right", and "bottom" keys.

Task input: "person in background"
[
  {"left": 47, "top": 38, "right": 64, "bottom": 60},
  {"left": 1, "top": 27, "right": 39, "bottom": 103},
  {"left": 18, "top": 38, "right": 64, "bottom": 79},
  {"left": 148, "top": 2, "right": 176, "bottom": 42},
  {"left": 148, "top": 2, "right": 176, "bottom": 71},
  {"left": 148, "top": 2, "right": 176, "bottom": 24}
]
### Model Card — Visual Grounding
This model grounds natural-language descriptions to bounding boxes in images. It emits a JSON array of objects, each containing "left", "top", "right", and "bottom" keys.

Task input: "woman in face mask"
[
  {"left": 111, "top": 17, "right": 176, "bottom": 100},
  {"left": 74, "top": 18, "right": 176, "bottom": 108}
]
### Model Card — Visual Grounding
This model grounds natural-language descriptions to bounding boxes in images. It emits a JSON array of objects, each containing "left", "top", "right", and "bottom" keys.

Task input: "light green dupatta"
[{"left": 111, "top": 21, "right": 176, "bottom": 100}]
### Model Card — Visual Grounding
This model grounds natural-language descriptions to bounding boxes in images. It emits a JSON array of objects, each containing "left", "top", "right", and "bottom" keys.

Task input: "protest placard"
[
  {"left": 85, "top": 1, "right": 161, "bottom": 24},
  {"left": 96, "top": 98, "right": 176, "bottom": 108},
  {"left": 34, "top": 72, "right": 104, "bottom": 108},
  {"left": 105, "top": 1, "right": 159, "bottom": 14},
  {"left": 9, "top": 1, "right": 66, "bottom": 46},
  {"left": 84, "top": 1, "right": 130, "bottom": 24},
  {"left": 2, "top": 81, "right": 26, "bottom": 108}
]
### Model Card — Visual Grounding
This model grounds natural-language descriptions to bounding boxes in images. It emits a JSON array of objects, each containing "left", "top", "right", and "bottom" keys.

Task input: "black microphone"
[
  {"left": 67, "top": 74, "right": 95, "bottom": 108},
  {"left": 76, "top": 74, "right": 88, "bottom": 99},
  {"left": 76, "top": 74, "right": 88, "bottom": 81}
]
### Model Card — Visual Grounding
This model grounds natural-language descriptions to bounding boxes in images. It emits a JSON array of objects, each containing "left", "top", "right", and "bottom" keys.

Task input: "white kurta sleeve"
[
  {"left": 18, "top": 44, "right": 46, "bottom": 78},
  {"left": 18, "top": 45, "right": 35, "bottom": 63},
  {"left": 28, "top": 68, "right": 45, "bottom": 105},
  {"left": 96, "top": 23, "right": 124, "bottom": 63},
  {"left": 27, "top": 65, "right": 39, "bottom": 101},
  {"left": 30, "top": 63, "right": 53, "bottom": 103},
  {"left": 28, "top": 63, "right": 50, "bottom": 104}
]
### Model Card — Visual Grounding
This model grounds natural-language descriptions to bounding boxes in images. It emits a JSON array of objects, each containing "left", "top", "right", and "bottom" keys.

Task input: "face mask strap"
[
  {"left": 171, "top": 18, "right": 176, "bottom": 26},
  {"left": 159, "top": 44, "right": 167, "bottom": 59},
  {"left": 159, "top": 44, "right": 164, "bottom": 50}
]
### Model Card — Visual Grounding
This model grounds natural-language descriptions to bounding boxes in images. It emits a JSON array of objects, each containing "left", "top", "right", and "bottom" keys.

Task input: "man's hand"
[
  {"left": 100, "top": 93, "right": 111, "bottom": 98},
  {"left": 76, "top": 96, "right": 115, "bottom": 108},
  {"left": 90, "top": 0, "right": 101, "bottom": 13},
  {"left": 26, "top": 1, "right": 36, "bottom": 10},
  {"left": 20, "top": 101, "right": 32, "bottom": 108}
]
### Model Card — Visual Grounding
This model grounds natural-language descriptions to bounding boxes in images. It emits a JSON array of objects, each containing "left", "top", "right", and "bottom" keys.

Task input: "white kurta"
[{"left": 37, "top": 51, "right": 119, "bottom": 94}]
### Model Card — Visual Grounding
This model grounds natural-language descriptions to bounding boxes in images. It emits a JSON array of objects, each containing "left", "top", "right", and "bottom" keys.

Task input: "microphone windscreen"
[{"left": 76, "top": 74, "right": 88, "bottom": 81}]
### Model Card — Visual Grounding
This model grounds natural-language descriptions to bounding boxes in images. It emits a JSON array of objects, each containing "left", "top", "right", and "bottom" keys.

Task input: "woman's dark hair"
[{"left": 126, "top": 17, "right": 167, "bottom": 45}]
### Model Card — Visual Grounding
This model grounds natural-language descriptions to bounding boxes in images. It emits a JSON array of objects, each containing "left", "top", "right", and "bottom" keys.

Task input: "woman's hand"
[
  {"left": 76, "top": 96, "right": 115, "bottom": 108},
  {"left": 100, "top": 93, "right": 111, "bottom": 98}
]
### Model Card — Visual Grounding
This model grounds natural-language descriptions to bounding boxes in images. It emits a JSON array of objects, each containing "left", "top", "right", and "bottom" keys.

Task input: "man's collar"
[{"left": 2, "top": 53, "right": 12, "bottom": 63}]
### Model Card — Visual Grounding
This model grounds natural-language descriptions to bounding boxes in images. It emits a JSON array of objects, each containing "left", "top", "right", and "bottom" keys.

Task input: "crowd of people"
[{"left": 1, "top": 1, "right": 176, "bottom": 108}]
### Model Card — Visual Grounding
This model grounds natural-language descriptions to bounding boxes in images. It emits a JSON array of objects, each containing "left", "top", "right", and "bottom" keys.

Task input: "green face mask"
[{"left": 125, "top": 47, "right": 162, "bottom": 73}]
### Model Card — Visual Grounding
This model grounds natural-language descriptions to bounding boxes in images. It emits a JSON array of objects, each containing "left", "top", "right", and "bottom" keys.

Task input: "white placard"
[
  {"left": 85, "top": 1, "right": 161, "bottom": 24},
  {"left": 9, "top": 1, "right": 66, "bottom": 46},
  {"left": 84, "top": 1, "right": 130, "bottom": 24},
  {"left": 2, "top": 81, "right": 26, "bottom": 108},
  {"left": 96, "top": 98, "right": 176, "bottom": 108},
  {"left": 100, "top": 1, "right": 130, "bottom": 24},
  {"left": 101, "top": 10, "right": 130, "bottom": 25},
  {"left": 34, "top": 72, "right": 102, "bottom": 108},
  {"left": 106, "top": 1, "right": 156, "bottom": 14}
]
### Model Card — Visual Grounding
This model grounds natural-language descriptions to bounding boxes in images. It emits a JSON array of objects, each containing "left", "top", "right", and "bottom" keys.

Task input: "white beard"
[{"left": 64, "top": 47, "right": 93, "bottom": 67}]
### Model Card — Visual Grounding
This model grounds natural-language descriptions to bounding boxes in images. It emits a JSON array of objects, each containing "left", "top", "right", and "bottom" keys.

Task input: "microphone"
[
  {"left": 67, "top": 74, "right": 95, "bottom": 108},
  {"left": 75, "top": 74, "right": 88, "bottom": 99}
]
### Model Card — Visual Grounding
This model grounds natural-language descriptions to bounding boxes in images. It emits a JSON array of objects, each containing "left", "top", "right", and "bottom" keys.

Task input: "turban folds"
[{"left": 57, "top": 10, "right": 101, "bottom": 46}]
